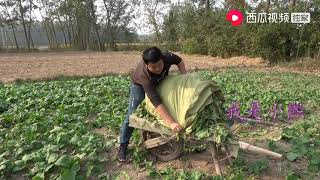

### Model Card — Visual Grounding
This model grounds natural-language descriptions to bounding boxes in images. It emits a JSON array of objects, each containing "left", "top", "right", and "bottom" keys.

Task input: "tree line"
[
  {"left": 161, "top": 0, "right": 320, "bottom": 63},
  {"left": 0, "top": 0, "right": 319, "bottom": 63},
  {"left": 0, "top": 0, "right": 160, "bottom": 51}
]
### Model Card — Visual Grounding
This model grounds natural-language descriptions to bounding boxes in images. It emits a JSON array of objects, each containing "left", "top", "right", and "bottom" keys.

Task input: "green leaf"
[
  {"left": 16, "top": 147, "right": 24, "bottom": 155},
  {"left": 105, "top": 141, "right": 115, "bottom": 149},
  {"left": 248, "top": 159, "right": 268, "bottom": 175},
  {"left": 32, "top": 173, "right": 45, "bottom": 180},
  {"left": 98, "top": 172, "right": 111, "bottom": 179},
  {"left": 50, "top": 126, "right": 63, "bottom": 133},
  {"left": 0, "top": 151, "right": 9, "bottom": 158},
  {"left": 88, "top": 135, "right": 95, "bottom": 142},
  {"left": 55, "top": 155, "right": 71, "bottom": 167},
  {"left": 71, "top": 162, "right": 80, "bottom": 173},
  {"left": 48, "top": 153, "right": 58, "bottom": 164},
  {"left": 49, "top": 145, "right": 60, "bottom": 152},
  {"left": 285, "top": 172, "right": 300, "bottom": 180},
  {"left": 44, "top": 164, "right": 53, "bottom": 172},
  {"left": 60, "top": 169, "right": 76, "bottom": 180},
  {"left": 0, "top": 159, "right": 9, "bottom": 166},
  {"left": 22, "top": 154, "right": 33, "bottom": 162},
  {"left": 70, "top": 135, "right": 81, "bottom": 145},
  {"left": 76, "top": 153, "right": 86, "bottom": 160},
  {"left": 286, "top": 152, "right": 299, "bottom": 161},
  {"left": 0, "top": 165, "right": 6, "bottom": 171},
  {"left": 12, "top": 164, "right": 25, "bottom": 172},
  {"left": 310, "top": 156, "right": 320, "bottom": 165},
  {"left": 86, "top": 165, "right": 94, "bottom": 177},
  {"left": 57, "top": 132, "right": 69, "bottom": 143}
]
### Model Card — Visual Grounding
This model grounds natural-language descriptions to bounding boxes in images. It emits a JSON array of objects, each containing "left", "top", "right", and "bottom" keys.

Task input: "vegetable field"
[{"left": 0, "top": 67, "right": 319, "bottom": 179}]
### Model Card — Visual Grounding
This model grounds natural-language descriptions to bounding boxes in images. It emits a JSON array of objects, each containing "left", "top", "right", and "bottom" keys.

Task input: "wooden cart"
[{"left": 129, "top": 114, "right": 282, "bottom": 176}]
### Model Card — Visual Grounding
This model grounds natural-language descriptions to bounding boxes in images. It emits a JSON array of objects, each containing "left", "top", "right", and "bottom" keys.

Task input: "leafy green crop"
[
  {"left": 0, "top": 76, "right": 130, "bottom": 179},
  {"left": 192, "top": 98, "right": 230, "bottom": 143},
  {"left": 283, "top": 114, "right": 320, "bottom": 176},
  {"left": 0, "top": 69, "right": 319, "bottom": 179},
  {"left": 247, "top": 159, "right": 269, "bottom": 176},
  {"left": 146, "top": 166, "right": 223, "bottom": 180},
  {"left": 0, "top": 97, "right": 9, "bottom": 113},
  {"left": 199, "top": 70, "right": 319, "bottom": 119}
]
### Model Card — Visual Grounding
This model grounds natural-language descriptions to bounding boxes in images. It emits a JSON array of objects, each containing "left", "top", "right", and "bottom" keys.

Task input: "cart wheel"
[{"left": 141, "top": 131, "right": 183, "bottom": 162}]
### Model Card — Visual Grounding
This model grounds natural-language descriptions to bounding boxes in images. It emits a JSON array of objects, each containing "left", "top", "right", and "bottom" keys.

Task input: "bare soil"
[
  {"left": 0, "top": 51, "right": 266, "bottom": 83},
  {"left": 1, "top": 51, "right": 318, "bottom": 84}
]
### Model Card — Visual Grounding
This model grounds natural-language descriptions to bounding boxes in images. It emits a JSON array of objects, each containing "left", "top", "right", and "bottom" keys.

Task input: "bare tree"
[
  {"left": 141, "top": 0, "right": 169, "bottom": 45},
  {"left": 38, "top": 0, "right": 55, "bottom": 48},
  {"left": 101, "top": 0, "right": 137, "bottom": 50},
  {"left": 0, "top": 0, "right": 20, "bottom": 50},
  {"left": 38, "top": 0, "right": 68, "bottom": 48},
  {"left": 56, "top": 0, "right": 74, "bottom": 46},
  {"left": 17, "top": 0, "right": 31, "bottom": 50},
  {"left": 89, "top": 0, "right": 105, "bottom": 51},
  {"left": 6, "top": 0, "right": 137, "bottom": 51},
  {"left": 56, "top": 12, "right": 68, "bottom": 47},
  {"left": 26, "top": 0, "right": 37, "bottom": 48}
]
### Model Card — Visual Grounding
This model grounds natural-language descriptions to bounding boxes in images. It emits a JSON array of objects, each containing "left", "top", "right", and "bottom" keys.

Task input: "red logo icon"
[{"left": 226, "top": 9, "right": 244, "bottom": 26}]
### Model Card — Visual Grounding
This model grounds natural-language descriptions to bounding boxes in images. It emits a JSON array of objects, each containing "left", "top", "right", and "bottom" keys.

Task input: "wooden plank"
[
  {"left": 228, "top": 143, "right": 240, "bottom": 158},
  {"left": 238, "top": 141, "right": 282, "bottom": 158},
  {"left": 209, "top": 142, "right": 222, "bottom": 176},
  {"left": 129, "top": 114, "right": 173, "bottom": 136},
  {"left": 143, "top": 136, "right": 176, "bottom": 149},
  {"left": 223, "top": 145, "right": 233, "bottom": 165}
]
